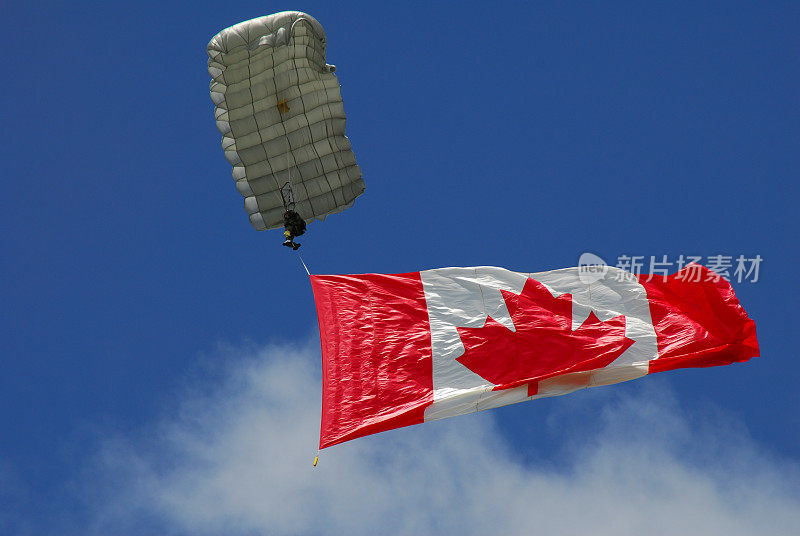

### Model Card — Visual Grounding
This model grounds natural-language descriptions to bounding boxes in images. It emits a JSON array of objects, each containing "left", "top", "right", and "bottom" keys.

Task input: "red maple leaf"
[{"left": 456, "top": 278, "right": 635, "bottom": 395}]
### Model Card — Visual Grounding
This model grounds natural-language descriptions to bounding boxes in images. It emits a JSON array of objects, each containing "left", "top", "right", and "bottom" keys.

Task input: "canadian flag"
[{"left": 310, "top": 264, "right": 758, "bottom": 449}]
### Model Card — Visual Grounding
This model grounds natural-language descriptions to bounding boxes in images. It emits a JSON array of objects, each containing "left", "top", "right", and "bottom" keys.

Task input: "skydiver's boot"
[{"left": 282, "top": 230, "right": 301, "bottom": 250}]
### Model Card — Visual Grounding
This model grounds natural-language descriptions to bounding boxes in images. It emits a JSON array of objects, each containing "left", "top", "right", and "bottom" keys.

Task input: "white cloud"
[{"left": 82, "top": 341, "right": 800, "bottom": 536}]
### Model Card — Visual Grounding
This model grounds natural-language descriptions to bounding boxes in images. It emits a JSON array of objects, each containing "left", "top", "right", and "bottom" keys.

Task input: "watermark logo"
[
  {"left": 578, "top": 252, "right": 609, "bottom": 284},
  {"left": 577, "top": 253, "right": 762, "bottom": 284}
]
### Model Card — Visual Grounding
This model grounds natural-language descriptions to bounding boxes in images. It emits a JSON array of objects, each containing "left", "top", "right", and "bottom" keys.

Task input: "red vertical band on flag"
[
  {"left": 310, "top": 273, "right": 434, "bottom": 449},
  {"left": 639, "top": 265, "right": 759, "bottom": 373}
]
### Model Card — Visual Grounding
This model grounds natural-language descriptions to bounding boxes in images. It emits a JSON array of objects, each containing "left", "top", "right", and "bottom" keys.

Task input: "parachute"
[{"left": 207, "top": 11, "right": 364, "bottom": 231}]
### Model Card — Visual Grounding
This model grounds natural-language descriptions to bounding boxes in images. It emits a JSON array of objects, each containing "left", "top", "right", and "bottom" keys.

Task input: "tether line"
[{"left": 297, "top": 252, "right": 311, "bottom": 275}]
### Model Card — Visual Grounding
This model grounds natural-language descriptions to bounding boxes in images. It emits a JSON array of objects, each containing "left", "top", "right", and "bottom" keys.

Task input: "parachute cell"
[{"left": 207, "top": 11, "right": 364, "bottom": 230}]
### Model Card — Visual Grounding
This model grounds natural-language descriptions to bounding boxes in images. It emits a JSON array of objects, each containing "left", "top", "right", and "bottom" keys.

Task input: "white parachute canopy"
[{"left": 207, "top": 11, "right": 365, "bottom": 231}]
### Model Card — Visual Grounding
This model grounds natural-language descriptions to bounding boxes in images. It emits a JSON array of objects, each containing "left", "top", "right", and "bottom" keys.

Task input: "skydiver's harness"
[{"left": 280, "top": 182, "right": 307, "bottom": 250}]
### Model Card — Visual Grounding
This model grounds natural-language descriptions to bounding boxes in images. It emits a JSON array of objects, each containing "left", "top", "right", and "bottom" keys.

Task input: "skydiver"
[{"left": 282, "top": 209, "right": 307, "bottom": 250}]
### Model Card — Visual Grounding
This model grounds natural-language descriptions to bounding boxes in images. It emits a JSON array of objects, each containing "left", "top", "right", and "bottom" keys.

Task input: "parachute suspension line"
[
  {"left": 280, "top": 181, "right": 296, "bottom": 212},
  {"left": 275, "top": 38, "right": 292, "bottom": 193},
  {"left": 291, "top": 23, "right": 333, "bottom": 219},
  {"left": 285, "top": 133, "right": 290, "bottom": 188},
  {"left": 284, "top": 22, "right": 311, "bottom": 215},
  {"left": 277, "top": 98, "right": 291, "bottom": 190}
]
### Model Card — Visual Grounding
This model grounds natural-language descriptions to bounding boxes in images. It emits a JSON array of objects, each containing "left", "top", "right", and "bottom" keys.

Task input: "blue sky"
[{"left": 3, "top": 1, "right": 799, "bottom": 534}]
